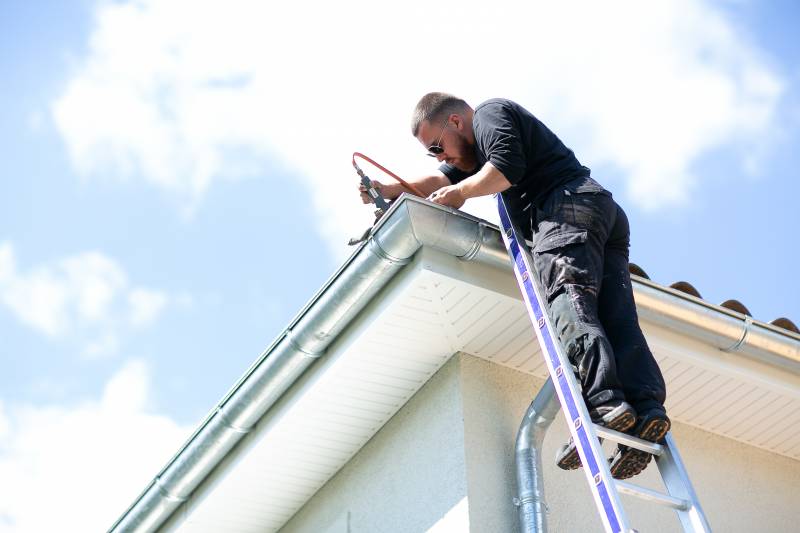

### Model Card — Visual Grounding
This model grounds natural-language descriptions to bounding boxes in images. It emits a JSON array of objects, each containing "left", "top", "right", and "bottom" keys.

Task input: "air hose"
[{"left": 352, "top": 152, "right": 425, "bottom": 198}]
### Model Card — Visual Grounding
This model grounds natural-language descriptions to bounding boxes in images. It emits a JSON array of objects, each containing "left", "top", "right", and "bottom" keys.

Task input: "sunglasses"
[{"left": 426, "top": 118, "right": 450, "bottom": 157}]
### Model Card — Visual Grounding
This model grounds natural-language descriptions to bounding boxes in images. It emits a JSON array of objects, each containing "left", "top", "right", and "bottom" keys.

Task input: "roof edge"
[
  {"left": 109, "top": 195, "right": 505, "bottom": 532},
  {"left": 110, "top": 195, "right": 800, "bottom": 532}
]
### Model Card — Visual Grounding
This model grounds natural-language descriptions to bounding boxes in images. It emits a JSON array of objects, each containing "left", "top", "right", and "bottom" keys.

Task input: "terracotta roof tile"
[{"left": 628, "top": 264, "right": 797, "bottom": 336}]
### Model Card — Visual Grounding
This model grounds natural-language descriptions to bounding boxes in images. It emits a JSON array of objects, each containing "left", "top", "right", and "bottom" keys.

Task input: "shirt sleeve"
[
  {"left": 438, "top": 162, "right": 471, "bottom": 184},
  {"left": 473, "top": 102, "right": 526, "bottom": 184}
]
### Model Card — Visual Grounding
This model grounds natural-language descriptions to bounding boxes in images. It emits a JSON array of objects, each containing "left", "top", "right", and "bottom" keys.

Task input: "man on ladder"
[{"left": 359, "top": 92, "right": 669, "bottom": 479}]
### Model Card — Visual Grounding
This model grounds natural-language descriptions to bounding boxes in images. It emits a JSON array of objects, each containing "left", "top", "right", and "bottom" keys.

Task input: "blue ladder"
[{"left": 497, "top": 194, "right": 711, "bottom": 533}]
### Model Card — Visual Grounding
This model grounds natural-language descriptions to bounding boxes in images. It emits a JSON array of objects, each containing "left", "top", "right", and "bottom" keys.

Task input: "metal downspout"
[{"left": 514, "top": 378, "right": 561, "bottom": 533}]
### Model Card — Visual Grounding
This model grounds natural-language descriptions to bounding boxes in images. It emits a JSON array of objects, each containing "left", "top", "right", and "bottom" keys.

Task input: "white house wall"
[{"left": 284, "top": 354, "right": 800, "bottom": 532}]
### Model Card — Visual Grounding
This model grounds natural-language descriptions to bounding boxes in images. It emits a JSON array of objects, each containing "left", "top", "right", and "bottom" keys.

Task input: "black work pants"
[{"left": 530, "top": 186, "right": 666, "bottom": 415}]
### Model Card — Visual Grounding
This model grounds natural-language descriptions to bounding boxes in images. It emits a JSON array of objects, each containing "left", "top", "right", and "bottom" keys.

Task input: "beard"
[{"left": 450, "top": 134, "right": 479, "bottom": 173}]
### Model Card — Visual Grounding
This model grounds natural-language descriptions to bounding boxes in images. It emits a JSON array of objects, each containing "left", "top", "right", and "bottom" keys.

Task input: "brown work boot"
[
  {"left": 556, "top": 400, "right": 637, "bottom": 470},
  {"left": 609, "top": 411, "right": 671, "bottom": 479}
]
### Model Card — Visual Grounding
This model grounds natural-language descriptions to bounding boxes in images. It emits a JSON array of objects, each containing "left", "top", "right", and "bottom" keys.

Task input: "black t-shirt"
[{"left": 440, "top": 98, "right": 606, "bottom": 237}]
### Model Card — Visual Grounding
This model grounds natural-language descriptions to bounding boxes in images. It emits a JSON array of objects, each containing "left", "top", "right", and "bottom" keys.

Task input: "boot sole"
[
  {"left": 609, "top": 417, "right": 671, "bottom": 480},
  {"left": 556, "top": 409, "right": 636, "bottom": 470}
]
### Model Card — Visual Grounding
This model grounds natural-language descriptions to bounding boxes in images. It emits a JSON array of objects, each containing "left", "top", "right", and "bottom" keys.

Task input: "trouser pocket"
[{"left": 532, "top": 225, "right": 592, "bottom": 301}]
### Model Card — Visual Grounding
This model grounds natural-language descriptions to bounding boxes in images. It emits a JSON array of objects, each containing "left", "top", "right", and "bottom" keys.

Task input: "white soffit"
[{"left": 168, "top": 248, "right": 800, "bottom": 533}]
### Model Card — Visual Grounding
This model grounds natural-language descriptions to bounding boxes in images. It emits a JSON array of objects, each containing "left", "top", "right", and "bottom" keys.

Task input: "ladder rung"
[
  {"left": 616, "top": 480, "right": 690, "bottom": 510},
  {"left": 593, "top": 425, "right": 664, "bottom": 455}
]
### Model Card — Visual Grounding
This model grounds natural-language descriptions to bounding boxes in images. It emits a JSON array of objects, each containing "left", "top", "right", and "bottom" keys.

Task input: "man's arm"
[
  {"left": 427, "top": 162, "right": 511, "bottom": 209},
  {"left": 359, "top": 173, "right": 452, "bottom": 204}
]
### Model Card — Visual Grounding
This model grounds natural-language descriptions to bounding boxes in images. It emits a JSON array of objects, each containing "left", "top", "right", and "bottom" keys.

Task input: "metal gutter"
[
  {"left": 633, "top": 277, "right": 800, "bottom": 373},
  {"left": 110, "top": 195, "right": 800, "bottom": 532},
  {"left": 109, "top": 195, "right": 506, "bottom": 532}
]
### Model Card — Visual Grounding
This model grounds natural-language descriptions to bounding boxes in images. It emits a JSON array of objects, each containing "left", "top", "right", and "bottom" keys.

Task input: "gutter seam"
[
  {"left": 459, "top": 222, "right": 486, "bottom": 262},
  {"left": 721, "top": 315, "right": 753, "bottom": 353},
  {"left": 216, "top": 408, "right": 252, "bottom": 434},
  {"left": 286, "top": 329, "right": 325, "bottom": 358},
  {"left": 368, "top": 238, "right": 411, "bottom": 266},
  {"left": 155, "top": 479, "right": 187, "bottom": 504}
]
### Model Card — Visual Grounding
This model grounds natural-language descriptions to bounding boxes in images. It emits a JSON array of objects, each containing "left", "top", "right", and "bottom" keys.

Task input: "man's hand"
[
  {"left": 358, "top": 179, "right": 381, "bottom": 204},
  {"left": 358, "top": 180, "right": 403, "bottom": 204},
  {"left": 427, "top": 184, "right": 466, "bottom": 209},
  {"left": 425, "top": 163, "right": 510, "bottom": 209}
]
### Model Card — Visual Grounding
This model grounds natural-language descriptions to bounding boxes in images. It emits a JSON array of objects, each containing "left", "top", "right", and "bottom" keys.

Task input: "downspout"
[
  {"left": 109, "top": 196, "right": 508, "bottom": 533},
  {"left": 514, "top": 378, "right": 560, "bottom": 533}
]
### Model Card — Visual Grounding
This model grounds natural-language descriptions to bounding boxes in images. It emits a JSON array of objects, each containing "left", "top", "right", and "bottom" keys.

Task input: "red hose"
[{"left": 352, "top": 152, "right": 426, "bottom": 198}]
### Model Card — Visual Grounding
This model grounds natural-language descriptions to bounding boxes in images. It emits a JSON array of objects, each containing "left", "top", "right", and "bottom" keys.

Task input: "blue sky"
[{"left": 1, "top": 0, "right": 799, "bottom": 531}]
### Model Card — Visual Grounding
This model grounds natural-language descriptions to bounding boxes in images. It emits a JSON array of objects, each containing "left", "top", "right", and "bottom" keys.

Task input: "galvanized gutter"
[
  {"left": 633, "top": 278, "right": 800, "bottom": 373},
  {"left": 109, "top": 196, "right": 506, "bottom": 532},
  {"left": 110, "top": 195, "right": 800, "bottom": 532}
]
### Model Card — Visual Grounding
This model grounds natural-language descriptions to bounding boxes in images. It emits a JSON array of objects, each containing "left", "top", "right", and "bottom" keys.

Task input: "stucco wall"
[
  {"left": 458, "top": 355, "right": 800, "bottom": 532},
  {"left": 281, "top": 353, "right": 800, "bottom": 532}
]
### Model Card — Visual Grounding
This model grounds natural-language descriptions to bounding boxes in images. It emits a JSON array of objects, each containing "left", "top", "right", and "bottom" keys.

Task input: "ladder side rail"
[
  {"left": 655, "top": 434, "right": 713, "bottom": 532},
  {"left": 496, "top": 194, "right": 632, "bottom": 533}
]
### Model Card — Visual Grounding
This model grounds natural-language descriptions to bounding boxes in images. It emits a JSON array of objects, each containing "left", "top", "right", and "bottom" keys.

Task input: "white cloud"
[
  {"left": 0, "top": 242, "right": 170, "bottom": 355},
  {"left": 128, "top": 288, "right": 168, "bottom": 327},
  {"left": 52, "top": 0, "right": 783, "bottom": 258},
  {"left": 0, "top": 359, "right": 192, "bottom": 533},
  {"left": 83, "top": 332, "right": 120, "bottom": 358}
]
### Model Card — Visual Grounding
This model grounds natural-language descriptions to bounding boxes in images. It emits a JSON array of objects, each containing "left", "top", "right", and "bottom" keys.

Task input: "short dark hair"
[{"left": 411, "top": 92, "right": 469, "bottom": 136}]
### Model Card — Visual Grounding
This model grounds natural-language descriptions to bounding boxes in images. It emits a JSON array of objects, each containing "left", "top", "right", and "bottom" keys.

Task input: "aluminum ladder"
[{"left": 496, "top": 194, "right": 711, "bottom": 533}]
